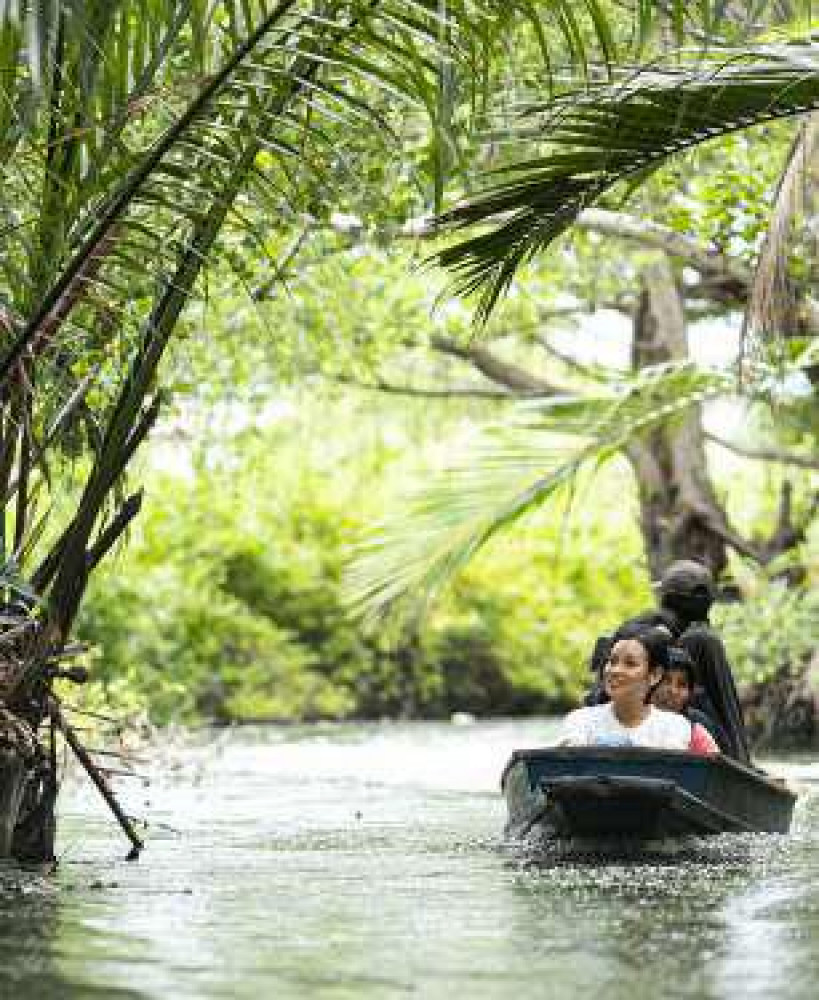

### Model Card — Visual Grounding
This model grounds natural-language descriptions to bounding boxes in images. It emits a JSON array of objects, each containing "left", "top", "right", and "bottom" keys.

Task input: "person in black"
[
  {"left": 656, "top": 560, "right": 751, "bottom": 765},
  {"left": 584, "top": 560, "right": 750, "bottom": 764}
]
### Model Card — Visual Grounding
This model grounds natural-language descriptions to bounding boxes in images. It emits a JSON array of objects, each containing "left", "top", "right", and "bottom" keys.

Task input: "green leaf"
[
  {"left": 435, "top": 43, "right": 819, "bottom": 323},
  {"left": 346, "top": 363, "right": 732, "bottom": 623}
]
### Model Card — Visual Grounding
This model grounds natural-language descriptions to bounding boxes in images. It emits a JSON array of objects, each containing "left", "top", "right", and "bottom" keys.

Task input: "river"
[{"left": 1, "top": 719, "right": 817, "bottom": 999}]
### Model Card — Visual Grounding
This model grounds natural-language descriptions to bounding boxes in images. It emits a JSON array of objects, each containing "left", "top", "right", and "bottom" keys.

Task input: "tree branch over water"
[
  {"left": 326, "top": 373, "right": 512, "bottom": 400},
  {"left": 705, "top": 431, "right": 819, "bottom": 471},
  {"left": 429, "top": 335, "right": 563, "bottom": 396}
]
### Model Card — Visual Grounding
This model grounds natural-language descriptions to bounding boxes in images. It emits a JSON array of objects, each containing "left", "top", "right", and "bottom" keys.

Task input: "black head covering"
[
  {"left": 656, "top": 560, "right": 716, "bottom": 600},
  {"left": 688, "top": 702, "right": 732, "bottom": 754},
  {"left": 667, "top": 646, "right": 696, "bottom": 684},
  {"left": 656, "top": 560, "right": 715, "bottom": 629}
]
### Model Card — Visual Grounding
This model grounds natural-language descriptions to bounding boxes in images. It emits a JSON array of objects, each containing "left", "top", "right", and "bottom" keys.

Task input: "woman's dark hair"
[
  {"left": 608, "top": 624, "right": 672, "bottom": 705},
  {"left": 619, "top": 608, "right": 681, "bottom": 638},
  {"left": 587, "top": 611, "right": 679, "bottom": 693},
  {"left": 610, "top": 623, "right": 672, "bottom": 673}
]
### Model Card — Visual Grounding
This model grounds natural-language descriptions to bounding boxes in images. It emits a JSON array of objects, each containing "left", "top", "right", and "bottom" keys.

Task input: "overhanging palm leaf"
[
  {"left": 0, "top": 1, "right": 497, "bottom": 633},
  {"left": 744, "top": 112, "right": 819, "bottom": 350},
  {"left": 1, "top": 1, "right": 811, "bottom": 627},
  {"left": 10, "top": 0, "right": 663, "bottom": 632},
  {"left": 0, "top": 0, "right": 636, "bottom": 405},
  {"left": 435, "top": 43, "right": 819, "bottom": 322},
  {"left": 345, "top": 362, "right": 732, "bottom": 623}
]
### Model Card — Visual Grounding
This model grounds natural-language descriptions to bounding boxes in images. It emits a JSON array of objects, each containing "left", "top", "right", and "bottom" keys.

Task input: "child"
[{"left": 651, "top": 647, "right": 722, "bottom": 755}]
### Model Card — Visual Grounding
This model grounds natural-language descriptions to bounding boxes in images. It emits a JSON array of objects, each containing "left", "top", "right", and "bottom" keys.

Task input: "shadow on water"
[{"left": 0, "top": 864, "right": 147, "bottom": 1000}]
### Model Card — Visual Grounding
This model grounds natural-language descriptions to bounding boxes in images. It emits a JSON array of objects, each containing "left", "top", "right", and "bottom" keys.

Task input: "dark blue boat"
[{"left": 502, "top": 747, "right": 796, "bottom": 840}]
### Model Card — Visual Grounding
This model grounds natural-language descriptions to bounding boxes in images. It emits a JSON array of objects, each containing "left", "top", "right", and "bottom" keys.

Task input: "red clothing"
[{"left": 689, "top": 722, "right": 719, "bottom": 755}]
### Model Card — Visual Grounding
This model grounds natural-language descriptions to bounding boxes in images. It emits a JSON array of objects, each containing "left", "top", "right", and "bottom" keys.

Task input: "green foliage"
[
  {"left": 638, "top": 128, "right": 791, "bottom": 262},
  {"left": 75, "top": 392, "right": 651, "bottom": 723},
  {"left": 77, "top": 461, "right": 360, "bottom": 723},
  {"left": 28, "top": 1, "right": 817, "bottom": 727},
  {"left": 716, "top": 584, "right": 819, "bottom": 687},
  {"left": 437, "top": 42, "right": 819, "bottom": 321},
  {"left": 346, "top": 363, "right": 732, "bottom": 623},
  {"left": 428, "top": 497, "right": 650, "bottom": 706}
]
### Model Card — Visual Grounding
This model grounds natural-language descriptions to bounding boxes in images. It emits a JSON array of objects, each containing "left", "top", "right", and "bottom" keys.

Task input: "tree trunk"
[{"left": 625, "top": 255, "right": 737, "bottom": 579}]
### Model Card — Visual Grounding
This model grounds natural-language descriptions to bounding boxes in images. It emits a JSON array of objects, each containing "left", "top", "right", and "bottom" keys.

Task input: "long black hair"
[
  {"left": 586, "top": 615, "right": 675, "bottom": 707},
  {"left": 610, "top": 623, "right": 673, "bottom": 673},
  {"left": 607, "top": 624, "right": 673, "bottom": 704},
  {"left": 589, "top": 609, "right": 677, "bottom": 677}
]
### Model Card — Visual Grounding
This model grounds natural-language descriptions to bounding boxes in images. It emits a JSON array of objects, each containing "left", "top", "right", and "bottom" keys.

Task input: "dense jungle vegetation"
[
  {"left": 75, "top": 229, "right": 819, "bottom": 723},
  {"left": 74, "top": 390, "right": 817, "bottom": 723},
  {"left": 0, "top": 2, "right": 817, "bottom": 729}
]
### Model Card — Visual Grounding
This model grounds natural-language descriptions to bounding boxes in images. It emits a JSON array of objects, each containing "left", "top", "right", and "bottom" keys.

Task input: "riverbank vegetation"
[
  {"left": 73, "top": 385, "right": 817, "bottom": 725},
  {"left": 1, "top": 2, "right": 817, "bottom": 738}
]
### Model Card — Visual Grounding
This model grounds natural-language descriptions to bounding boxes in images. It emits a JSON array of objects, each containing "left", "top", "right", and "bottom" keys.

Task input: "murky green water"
[{"left": 0, "top": 719, "right": 817, "bottom": 999}]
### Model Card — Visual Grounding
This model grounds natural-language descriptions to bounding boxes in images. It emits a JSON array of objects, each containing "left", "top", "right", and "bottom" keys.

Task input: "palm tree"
[
  {"left": 1, "top": 0, "right": 507, "bottom": 858},
  {"left": 0, "top": 1, "right": 637, "bottom": 631},
  {"left": 347, "top": 8, "right": 819, "bottom": 620},
  {"left": 0, "top": 0, "right": 810, "bottom": 855},
  {"left": 0, "top": 0, "right": 690, "bottom": 858}
]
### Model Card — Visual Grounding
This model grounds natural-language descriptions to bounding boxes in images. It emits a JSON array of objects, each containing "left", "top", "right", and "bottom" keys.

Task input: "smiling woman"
[{"left": 559, "top": 626, "right": 718, "bottom": 755}]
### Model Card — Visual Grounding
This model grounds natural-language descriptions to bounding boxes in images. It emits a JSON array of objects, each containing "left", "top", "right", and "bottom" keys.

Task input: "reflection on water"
[{"left": 0, "top": 720, "right": 816, "bottom": 999}]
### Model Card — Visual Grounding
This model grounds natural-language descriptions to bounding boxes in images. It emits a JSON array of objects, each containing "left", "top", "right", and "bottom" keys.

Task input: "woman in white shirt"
[{"left": 560, "top": 625, "right": 717, "bottom": 754}]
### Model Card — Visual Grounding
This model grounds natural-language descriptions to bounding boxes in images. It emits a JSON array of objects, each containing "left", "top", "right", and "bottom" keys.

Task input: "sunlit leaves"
[
  {"left": 346, "top": 362, "right": 732, "bottom": 622},
  {"left": 436, "top": 42, "right": 819, "bottom": 323}
]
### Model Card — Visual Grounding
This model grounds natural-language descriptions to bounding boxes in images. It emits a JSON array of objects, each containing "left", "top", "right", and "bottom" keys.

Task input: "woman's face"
[{"left": 604, "top": 638, "right": 661, "bottom": 704}]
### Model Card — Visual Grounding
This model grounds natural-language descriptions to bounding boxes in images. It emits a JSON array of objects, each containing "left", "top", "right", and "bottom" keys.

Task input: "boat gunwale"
[{"left": 500, "top": 746, "right": 796, "bottom": 803}]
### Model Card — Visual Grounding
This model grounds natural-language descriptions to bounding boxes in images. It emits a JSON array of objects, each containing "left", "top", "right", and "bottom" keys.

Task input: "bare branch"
[
  {"left": 326, "top": 373, "right": 513, "bottom": 400},
  {"left": 429, "top": 334, "right": 562, "bottom": 395},
  {"left": 304, "top": 207, "right": 819, "bottom": 336},
  {"left": 706, "top": 518, "right": 762, "bottom": 562},
  {"left": 705, "top": 431, "right": 819, "bottom": 471},
  {"left": 758, "top": 480, "right": 819, "bottom": 569},
  {"left": 536, "top": 334, "right": 623, "bottom": 379},
  {"left": 310, "top": 208, "right": 751, "bottom": 290},
  {"left": 576, "top": 209, "right": 751, "bottom": 292}
]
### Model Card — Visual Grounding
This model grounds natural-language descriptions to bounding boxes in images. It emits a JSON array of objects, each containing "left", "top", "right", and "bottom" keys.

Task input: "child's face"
[{"left": 652, "top": 669, "right": 691, "bottom": 714}]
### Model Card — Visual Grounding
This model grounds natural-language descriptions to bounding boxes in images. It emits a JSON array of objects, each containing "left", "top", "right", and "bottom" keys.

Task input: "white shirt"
[{"left": 560, "top": 703, "right": 692, "bottom": 750}]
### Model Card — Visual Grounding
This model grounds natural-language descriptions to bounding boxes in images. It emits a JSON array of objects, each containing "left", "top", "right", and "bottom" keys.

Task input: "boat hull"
[{"left": 502, "top": 748, "right": 796, "bottom": 841}]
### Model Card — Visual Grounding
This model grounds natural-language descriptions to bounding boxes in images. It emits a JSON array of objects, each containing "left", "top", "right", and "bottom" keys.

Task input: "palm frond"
[
  {"left": 345, "top": 363, "right": 732, "bottom": 623},
  {"left": 435, "top": 43, "right": 819, "bottom": 322},
  {"left": 0, "top": 1, "right": 477, "bottom": 436},
  {"left": 744, "top": 112, "right": 819, "bottom": 353},
  {"left": 0, "top": 1, "right": 497, "bottom": 613}
]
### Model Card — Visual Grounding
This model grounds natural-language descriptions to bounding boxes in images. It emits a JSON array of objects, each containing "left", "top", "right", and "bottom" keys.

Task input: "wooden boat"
[{"left": 502, "top": 747, "right": 796, "bottom": 841}]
